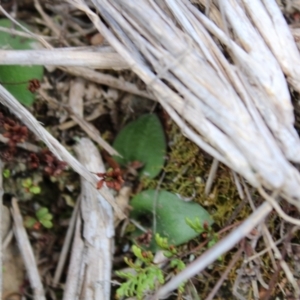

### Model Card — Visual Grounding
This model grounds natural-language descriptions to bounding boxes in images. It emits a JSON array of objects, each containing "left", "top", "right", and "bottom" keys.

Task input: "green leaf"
[
  {"left": 132, "top": 245, "right": 153, "bottom": 263},
  {"left": 36, "top": 207, "right": 49, "bottom": 219},
  {"left": 41, "top": 220, "right": 53, "bottom": 229},
  {"left": 29, "top": 185, "right": 41, "bottom": 194},
  {"left": 155, "top": 233, "right": 169, "bottom": 250},
  {"left": 2, "top": 169, "right": 10, "bottom": 178},
  {"left": 185, "top": 217, "right": 204, "bottom": 233},
  {"left": 0, "top": 19, "right": 44, "bottom": 106},
  {"left": 130, "top": 190, "right": 214, "bottom": 250},
  {"left": 115, "top": 270, "right": 135, "bottom": 280},
  {"left": 170, "top": 259, "right": 186, "bottom": 271},
  {"left": 24, "top": 217, "right": 37, "bottom": 228},
  {"left": 113, "top": 114, "right": 166, "bottom": 178},
  {"left": 41, "top": 213, "right": 53, "bottom": 221},
  {"left": 22, "top": 178, "right": 32, "bottom": 188}
]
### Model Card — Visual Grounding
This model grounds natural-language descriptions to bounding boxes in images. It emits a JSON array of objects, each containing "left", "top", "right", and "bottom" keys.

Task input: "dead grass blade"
[{"left": 11, "top": 198, "right": 46, "bottom": 300}]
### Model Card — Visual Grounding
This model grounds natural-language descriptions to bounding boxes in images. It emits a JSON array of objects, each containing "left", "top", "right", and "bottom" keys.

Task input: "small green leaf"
[
  {"left": 115, "top": 270, "right": 135, "bottom": 280},
  {"left": 24, "top": 217, "right": 37, "bottom": 228},
  {"left": 113, "top": 114, "right": 166, "bottom": 178},
  {"left": 22, "top": 178, "right": 32, "bottom": 188},
  {"left": 132, "top": 245, "right": 153, "bottom": 263},
  {"left": 185, "top": 217, "right": 204, "bottom": 233},
  {"left": 29, "top": 185, "right": 41, "bottom": 194},
  {"left": 155, "top": 233, "right": 169, "bottom": 250},
  {"left": 0, "top": 19, "right": 44, "bottom": 106},
  {"left": 2, "top": 169, "right": 10, "bottom": 178},
  {"left": 170, "top": 259, "right": 186, "bottom": 271},
  {"left": 36, "top": 207, "right": 49, "bottom": 219},
  {"left": 40, "top": 220, "right": 53, "bottom": 229},
  {"left": 130, "top": 190, "right": 214, "bottom": 250},
  {"left": 41, "top": 213, "right": 53, "bottom": 221}
]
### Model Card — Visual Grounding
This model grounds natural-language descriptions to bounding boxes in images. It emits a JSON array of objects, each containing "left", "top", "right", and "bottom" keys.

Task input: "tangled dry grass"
[{"left": 1, "top": 0, "right": 300, "bottom": 299}]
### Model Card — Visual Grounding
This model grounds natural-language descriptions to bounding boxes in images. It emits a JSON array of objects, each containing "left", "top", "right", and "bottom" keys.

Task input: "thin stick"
[
  {"left": 204, "top": 158, "right": 219, "bottom": 195},
  {"left": 205, "top": 246, "right": 243, "bottom": 300},
  {"left": 0, "top": 25, "right": 51, "bottom": 40},
  {"left": 62, "top": 215, "right": 84, "bottom": 299},
  {"left": 52, "top": 198, "right": 80, "bottom": 287},
  {"left": 258, "top": 187, "right": 300, "bottom": 226},
  {"left": 11, "top": 198, "right": 46, "bottom": 300},
  {"left": 0, "top": 50, "right": 128, "bottom": 69},
  {"left": 64, "top": 66, "right": 156, "bottom": 100},
  {"left": 232, "top": 171, "right": 244, "bottom": 200},
  {"left": 153, "top": 201, "right": 272, "bottom": 299},
  {"left": 58, "top": 109, "right": 104, "bottom": 131},
  {"left": 70, "top": 112, "right": 120, "bottom": 156},
  {"left": 2, "top": 229, "right": 13, "bottom": 250}
]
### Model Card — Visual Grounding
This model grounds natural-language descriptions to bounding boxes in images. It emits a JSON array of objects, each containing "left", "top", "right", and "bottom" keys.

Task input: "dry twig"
[
  {"left": 0, "top": 49, "right": 128, "bottom": 69},
  {"left": 65, "top": 138, "right": 114, "bottom": 299},
  {"left": 52, "top": 198, "right": 80, "bottom": 287},
  {"left": 11, "top": 198, "right": 46, "bottom": 300}
]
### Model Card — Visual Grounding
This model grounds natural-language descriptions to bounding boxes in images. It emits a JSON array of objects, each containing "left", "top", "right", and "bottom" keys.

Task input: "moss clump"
[{"left": 141, "top": 122, "right": 250, "bottom": 226}]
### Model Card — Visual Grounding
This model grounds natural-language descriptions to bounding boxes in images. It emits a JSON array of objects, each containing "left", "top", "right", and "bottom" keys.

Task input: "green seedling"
[
  {"left": 22, "top": 178, "right": 41, "bottom": 195},
  {"left": 24, "top": 207, "right": 53, "bottom": 229},
  {"left": 36, "top": 207, "right": 53, "bottom": 228},
  {"left": 116, "top": 244, "right": 164, "bottom": 300},
  {"left": 116, "top": 234, "right": 187, "bottom": 299},
  {"left": 186, "top": 216, "right": 218, "bottom": 247}
]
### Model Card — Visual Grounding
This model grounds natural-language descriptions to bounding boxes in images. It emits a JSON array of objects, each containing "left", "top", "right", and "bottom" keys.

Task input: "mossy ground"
[{"left": 139, "top": 120, "right": 287, "bottom": 299}]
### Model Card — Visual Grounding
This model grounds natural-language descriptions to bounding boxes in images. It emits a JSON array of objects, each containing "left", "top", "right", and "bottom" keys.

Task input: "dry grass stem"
[
  {"left": 63, "top": 215, "right": 84, "bottom": 299},
  {"left": 72, "top": 138, "right": 114, "bottom": 299},
  {"left": 0, "top": 50, "right": 128, "bottom": 69},
  {"left": 52, "top": 198, "right": 80, "bottom": 287},
  {"left": 205, "top": 247, "right": 243, "bottom": 300},
  {"left": 204, "top": 158, "right": 219, "bottom": 195},
  {"left": 0, "top": 25, "right": 51, "bottom": 40},
  {"left": 58, "top": 108, "right": 104, "bottom": 131},
  {"left": 11, "top": 198, "right": 46, "bottom": 300},
  {"left": 64, "top": 66, "right": 156, "bottom": 100},
  {"left": 2, "top": 229, "right": 13, "bottom": 251}
]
